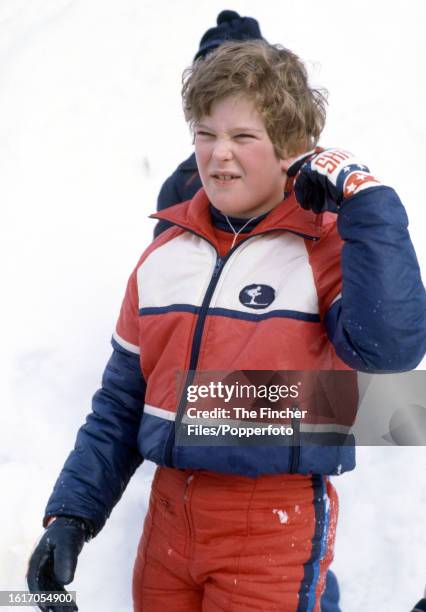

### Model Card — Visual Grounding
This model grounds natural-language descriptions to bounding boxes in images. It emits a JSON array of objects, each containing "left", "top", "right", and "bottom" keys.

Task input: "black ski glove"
[
  {"left": 26, "top": 516, "right": 92, "bottom": 612},
  {"left": 412, "top": 598, "right": 426, "bottom": 612},
  {"left": 287, "top": 147, "right": 382, "bottom": 213}
]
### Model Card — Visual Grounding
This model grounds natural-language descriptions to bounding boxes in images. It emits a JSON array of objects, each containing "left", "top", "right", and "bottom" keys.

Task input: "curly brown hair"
[{"left": 182, "top": 40, "right": 327, "bottom": 159}]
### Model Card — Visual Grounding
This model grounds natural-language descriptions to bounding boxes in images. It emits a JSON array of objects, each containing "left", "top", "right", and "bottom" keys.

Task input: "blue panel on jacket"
[{"left": 326, "top": 186, "right": 426, "bottom": 371}]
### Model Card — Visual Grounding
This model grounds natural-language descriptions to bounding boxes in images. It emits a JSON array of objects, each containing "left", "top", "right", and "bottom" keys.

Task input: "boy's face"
[{"left": 194, "top": 94, "right": 290, "bottom": 218}]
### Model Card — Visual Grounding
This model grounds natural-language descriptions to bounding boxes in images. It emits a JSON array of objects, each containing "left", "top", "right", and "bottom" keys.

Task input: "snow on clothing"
[
  {"left": 133, "top": 467, "right": 338, "bottom": 612},
  {"left": 154, "top": 152, "right": 199, "bottom": 237},
  {"left": 44, "top": 183, "right": 425, "bottom": 609}
]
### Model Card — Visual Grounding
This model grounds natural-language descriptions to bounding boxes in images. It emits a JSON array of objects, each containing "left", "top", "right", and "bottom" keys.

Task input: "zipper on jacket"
[{"left": 164, "top": 254, "right": 226, "bottom": 466}]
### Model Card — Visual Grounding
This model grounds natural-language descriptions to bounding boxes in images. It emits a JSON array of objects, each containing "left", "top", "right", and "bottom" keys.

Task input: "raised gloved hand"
[
  {"left": 286, "top": 147, "right": 382, "bottom": 213},
  {"left": 26, "top": 516, "right": 92, "bottom": 612}
]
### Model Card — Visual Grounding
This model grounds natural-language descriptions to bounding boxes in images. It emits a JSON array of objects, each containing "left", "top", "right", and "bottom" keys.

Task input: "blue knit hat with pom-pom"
[{"left": 194, "top": 10, "right": 265, "bottom": 60}]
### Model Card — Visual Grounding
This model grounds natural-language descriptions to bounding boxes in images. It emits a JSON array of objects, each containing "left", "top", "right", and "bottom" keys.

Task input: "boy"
[{"left": 27, "top": 41, "right": 426, "bottom": 611}]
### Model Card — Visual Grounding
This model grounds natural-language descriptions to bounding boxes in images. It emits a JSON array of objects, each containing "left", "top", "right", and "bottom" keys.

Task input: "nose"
[{"left": 212, "top": 138, "right": 233, "bottom": 162}]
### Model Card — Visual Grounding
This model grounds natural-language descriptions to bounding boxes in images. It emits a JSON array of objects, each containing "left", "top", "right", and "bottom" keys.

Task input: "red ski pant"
[{"left": 133, "top": 467, "right": 338, "bottom": 611}]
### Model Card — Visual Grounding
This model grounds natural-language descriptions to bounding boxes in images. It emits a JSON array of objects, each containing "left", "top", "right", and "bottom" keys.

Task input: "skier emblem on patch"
[{"left": 239, "top": 284, "right": 275, "bottom": 310}]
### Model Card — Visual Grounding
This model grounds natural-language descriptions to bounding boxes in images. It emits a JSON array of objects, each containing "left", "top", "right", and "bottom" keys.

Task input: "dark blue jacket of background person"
[{"left": 154, "top": 153, "right": 201, "bottom": 237}]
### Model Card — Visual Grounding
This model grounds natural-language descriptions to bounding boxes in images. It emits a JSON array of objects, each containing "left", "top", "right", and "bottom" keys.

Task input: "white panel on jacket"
[
  {"left": 112, "top": 331, "right": 140, "bottom": 354},
  {"left": 137, "top": 233, "right": 217, "bottom": 309},
  {"left": 211, "top": 233, "right": 319, "bottom": 315}
]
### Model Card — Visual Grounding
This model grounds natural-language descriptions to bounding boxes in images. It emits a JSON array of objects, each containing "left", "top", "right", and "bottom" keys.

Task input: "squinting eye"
[
  {"left": 196, "top": 131, "right": 214, "bottom": 138},
  {"left": 235, "top": 134, "right": 254, "bottom": 139}
]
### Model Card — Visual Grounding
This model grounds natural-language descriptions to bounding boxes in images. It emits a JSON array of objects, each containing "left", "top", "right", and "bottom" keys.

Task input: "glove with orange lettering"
[{"left": 286, "top": 147, "right": 382, "bottom": 213}]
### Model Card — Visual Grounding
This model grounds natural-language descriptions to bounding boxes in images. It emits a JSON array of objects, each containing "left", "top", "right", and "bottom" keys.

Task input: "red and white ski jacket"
[{"left": 45, "top": 185, "right": 426, "bottom": 534}]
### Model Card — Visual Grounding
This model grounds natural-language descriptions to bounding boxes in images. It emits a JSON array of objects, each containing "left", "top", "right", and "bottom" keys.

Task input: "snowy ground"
[{"left": 1, "top": 1, "right": 425, "bottom": 610}]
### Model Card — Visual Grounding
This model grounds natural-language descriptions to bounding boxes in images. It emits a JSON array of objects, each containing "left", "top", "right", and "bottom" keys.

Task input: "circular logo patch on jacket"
[{"left": 239, "top": 284, "right": 275, "bottom": 310}]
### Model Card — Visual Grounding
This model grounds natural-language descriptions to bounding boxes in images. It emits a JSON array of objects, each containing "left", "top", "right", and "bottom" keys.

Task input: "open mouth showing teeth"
[{"left": 213, "top": 175, "right": 240, "bottom": 181}]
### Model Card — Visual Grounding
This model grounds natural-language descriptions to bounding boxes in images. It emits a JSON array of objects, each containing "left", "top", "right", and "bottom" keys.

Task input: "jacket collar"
[{"left": 150, "top": 187, "right": 322, "bottom": 245}]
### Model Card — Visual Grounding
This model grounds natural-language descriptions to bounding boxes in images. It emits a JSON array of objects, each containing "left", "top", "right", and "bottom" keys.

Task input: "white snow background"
[{"left": 1, "top": 1, "right": 425, "bottom": 610}]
